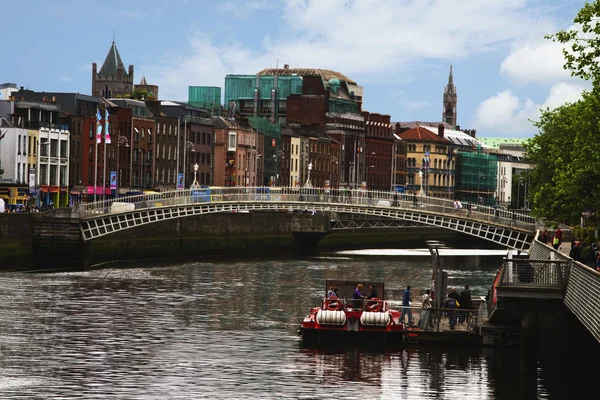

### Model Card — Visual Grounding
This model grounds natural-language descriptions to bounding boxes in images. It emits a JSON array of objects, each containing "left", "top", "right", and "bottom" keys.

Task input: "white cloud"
[
  {"left": 147, "top": 0, "right": 556, "bottom": 100},
  {"left": 500, "top": 40, "right": 571, "bottom": 85},
  {"left": 59, "top": 74, "right": 72, "bottom": 82},
  {"left": 472, "top": 82, "right": 586, "bottom": 136}
]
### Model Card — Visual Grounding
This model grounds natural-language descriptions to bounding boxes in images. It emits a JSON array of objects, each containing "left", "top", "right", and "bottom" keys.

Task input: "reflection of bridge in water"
[
  {"left": 78, "top": 187, "right": 536, "bottom": 250},
  {"left": 74, "top": 187, "right": 599, "bottom": 346}
]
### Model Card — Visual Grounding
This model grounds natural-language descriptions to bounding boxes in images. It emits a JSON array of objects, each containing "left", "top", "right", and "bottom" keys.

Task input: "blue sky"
[{"left": 1, "top": 0, "right": 589, "bottom": 137}]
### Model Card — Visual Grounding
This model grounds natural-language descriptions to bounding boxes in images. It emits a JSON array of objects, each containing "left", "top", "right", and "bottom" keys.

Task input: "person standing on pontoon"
[{"left": 400, "top": 285, "right": 413, "bottom": 325}]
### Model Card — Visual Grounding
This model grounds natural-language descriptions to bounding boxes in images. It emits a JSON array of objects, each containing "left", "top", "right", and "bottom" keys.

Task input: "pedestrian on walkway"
[
  {"left": 400, "top": 285, "right": 413, "bottom": 325},
  {"left": 540, "top": 227, "right": 549, "bottom": 244},
  {"left": 420, "top": 289, "right": 433, "bottom": 329},
  {"left": 458, "top": 285, "right": 472, "bottom": 324}
]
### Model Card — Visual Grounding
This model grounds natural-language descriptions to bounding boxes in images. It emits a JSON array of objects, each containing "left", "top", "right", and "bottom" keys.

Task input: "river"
[{"left": 0, "top": 247, "right": 597, "bottom": 399}]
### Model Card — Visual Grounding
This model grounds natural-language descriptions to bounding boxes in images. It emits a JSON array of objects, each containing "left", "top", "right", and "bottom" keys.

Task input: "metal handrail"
[{"left": 79, "top": 186, "right": 536, "bottom": 229}]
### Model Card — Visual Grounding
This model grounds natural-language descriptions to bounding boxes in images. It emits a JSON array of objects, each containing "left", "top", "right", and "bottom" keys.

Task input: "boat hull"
[{"left": 300, "top": 326, "right": 404, "bottom": 347}]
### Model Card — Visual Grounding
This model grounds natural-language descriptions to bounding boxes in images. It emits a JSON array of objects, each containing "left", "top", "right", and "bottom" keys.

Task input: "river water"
[{"left": 0, "top": 248, "right": 597, "bottom": 399}]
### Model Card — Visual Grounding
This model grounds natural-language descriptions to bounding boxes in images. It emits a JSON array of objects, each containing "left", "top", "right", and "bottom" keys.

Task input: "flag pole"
[
  {"left": 94, "top": 111, "right": 99, "bottom": 203},
  {"left": 102, "top": 117, "right": 107, "bottom": 202}
]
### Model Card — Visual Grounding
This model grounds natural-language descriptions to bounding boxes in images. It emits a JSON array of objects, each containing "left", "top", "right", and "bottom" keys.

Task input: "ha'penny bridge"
[{"left": 30, "top": 186, "right": 599, "bottom": 346}]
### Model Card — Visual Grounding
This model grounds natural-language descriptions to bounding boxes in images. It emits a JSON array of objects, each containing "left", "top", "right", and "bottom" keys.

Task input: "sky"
[{"left": 0, "top": 0, "right": 590, "bottom": 138}]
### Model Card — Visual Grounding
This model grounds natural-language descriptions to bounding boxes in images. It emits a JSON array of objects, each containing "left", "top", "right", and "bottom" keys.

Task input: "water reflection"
[{"left": 0, "top": 251, "right": 594, "bottom": 398}]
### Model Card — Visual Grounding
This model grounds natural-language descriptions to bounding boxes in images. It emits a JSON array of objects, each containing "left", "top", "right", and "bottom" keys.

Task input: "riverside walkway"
[{"left": 490, "top": 234, "right": 600, "bottom": 344}]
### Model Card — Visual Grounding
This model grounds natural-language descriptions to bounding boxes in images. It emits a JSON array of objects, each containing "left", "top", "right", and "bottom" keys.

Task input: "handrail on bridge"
[{"left": 78, "top": 186, "right": 536, "bottom": 230}]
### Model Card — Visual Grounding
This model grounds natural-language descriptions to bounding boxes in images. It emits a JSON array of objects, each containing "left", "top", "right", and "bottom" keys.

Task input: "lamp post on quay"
[
  {"left": 36, "top": 140, "right": 51, "bottom": 208},
  {"left": 329, "top": 156, "right": 338, "bottom": 188},
  {"left": 115, "top": 135, "right": 129, "bottom": 194},
  {"left": 192, "top": 163, "right": 199, "bottom": 188},
  {"left": 304, "top": 162, "right": 313, "bottom": 188},
  {"left": 185, "top": 141, "right": 195, "bottom": 188}
]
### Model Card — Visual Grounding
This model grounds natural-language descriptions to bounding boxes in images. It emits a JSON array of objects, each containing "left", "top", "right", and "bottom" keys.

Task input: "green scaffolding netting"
[
  {"left": 456, "top": 150, "right": 498, "bottom": 198},
  {"left": 248, "top": 116, "right": 281, "bottom": 139}
]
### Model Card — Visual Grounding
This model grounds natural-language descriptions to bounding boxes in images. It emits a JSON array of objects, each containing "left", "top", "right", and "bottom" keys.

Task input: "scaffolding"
[
  {"left": 188, "top": 86, "right": 221, "bottom": 112},
  {"left": 248, "top": 116, "right": 281, "bottom": 186},
  {"left": 456, "top": 148, "right": 498, "bottom": 205}
]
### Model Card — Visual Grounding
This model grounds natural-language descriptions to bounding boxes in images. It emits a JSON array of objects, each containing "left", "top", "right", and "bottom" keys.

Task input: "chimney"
[
  {"left": 283, "top": 64, "right": 289, "bottom": 70},
  {"left": 438, "top": 123, "right": 445, "bottom": 138}
]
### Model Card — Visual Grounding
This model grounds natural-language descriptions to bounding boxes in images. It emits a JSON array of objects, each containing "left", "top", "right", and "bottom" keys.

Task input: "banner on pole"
[
  {"left": 29, "top": 168, "right": 36, "bottom": 188},
  {"left": 110, "top": 171, "right": 117, "bottom": 190},
  {"left": 177, "top": 173, "right": 184, "bottom": 189},
  {"left": 96, "top": 108, "right": 102, "bottom": 144},
  {"left": 105, "top": 109, "right": 111, "bottom": 144}
]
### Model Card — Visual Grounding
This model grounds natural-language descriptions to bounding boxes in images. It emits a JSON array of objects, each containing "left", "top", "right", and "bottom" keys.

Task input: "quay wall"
[
  {"left": 88, "top": 211, "right": 331, "bottom": 265},
  {"left": 0, "top": 213, "right": 33, "bottom": 270},
  {"left": 0, "top": 211, "right": 476, "bottom": 271}
]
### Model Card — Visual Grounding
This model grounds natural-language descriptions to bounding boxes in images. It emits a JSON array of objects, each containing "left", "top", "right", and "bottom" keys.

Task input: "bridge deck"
[{"left": 76, "top": 187, "right": 536, "bottom": 251}]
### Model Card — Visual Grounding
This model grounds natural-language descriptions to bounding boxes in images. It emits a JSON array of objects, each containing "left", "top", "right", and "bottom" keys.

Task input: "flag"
[
  {"left": 96, "top": 108, "right": 102, "bottom": 144},
  {"left": 104, "top": 108, "right": 111, "bottom": 144}
]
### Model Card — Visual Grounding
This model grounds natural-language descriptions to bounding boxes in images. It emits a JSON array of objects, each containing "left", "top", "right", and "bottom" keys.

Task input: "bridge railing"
[
  {"left": 79, "top": 186, "right": 535, "bottom": 228},
  {"left": 499, "top": 258, "right": 570, "bottom": 289}
]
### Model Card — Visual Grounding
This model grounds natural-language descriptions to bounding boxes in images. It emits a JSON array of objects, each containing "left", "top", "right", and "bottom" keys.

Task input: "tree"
[
  {"left": 126, "top": 87, "right": 155, "bottom": 101},
  {"left": 526, "top": 1, "right": 600, "bottom": 225},
  {"left": 547, "top": 1, "right": 600, "bottom": 86},
  {"left": 525, "top": 91, "right": 600, "bottom": 225}
]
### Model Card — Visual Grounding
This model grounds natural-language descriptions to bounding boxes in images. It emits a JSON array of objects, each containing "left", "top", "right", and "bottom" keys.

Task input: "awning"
[{"left": 70, "top": 185, "right": 86, "bottom": 196}]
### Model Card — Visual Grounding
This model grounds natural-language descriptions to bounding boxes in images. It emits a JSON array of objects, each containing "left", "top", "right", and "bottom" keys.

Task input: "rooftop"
[
  {"left": 397, "top": 126, "right": 451, "bottom": 144},
  {"left": 477, "top": 137, "right": 530, "bottom": 149},
  {"left": 98, "top": 41, "right": 126, "bottom": 77},
  {"left": 420, "top": 126, "right": 490, "bottom": 149},
  {"left": 257, "top": 68, "right": 356, "bottom": 85}
]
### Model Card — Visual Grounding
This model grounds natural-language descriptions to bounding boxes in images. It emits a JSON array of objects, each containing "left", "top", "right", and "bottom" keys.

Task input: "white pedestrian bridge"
[{"left": 78, "top": 186, "right": 536, "bottom": 250}]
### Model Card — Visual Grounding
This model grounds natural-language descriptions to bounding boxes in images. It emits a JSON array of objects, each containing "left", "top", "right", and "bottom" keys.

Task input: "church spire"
[{"left": 442, "top": 64, "right": 457, "bottom": 128}]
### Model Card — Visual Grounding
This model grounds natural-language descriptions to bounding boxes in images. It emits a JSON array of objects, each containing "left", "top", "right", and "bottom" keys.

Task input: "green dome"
[{"left": 328, "top": 78, "right": 341, "bottom": 93}]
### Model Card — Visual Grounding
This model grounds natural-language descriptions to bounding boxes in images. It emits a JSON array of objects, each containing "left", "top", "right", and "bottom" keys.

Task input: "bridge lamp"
[
  {"left": 192, "top": 163, "right": 199, "bottom": 187},
  {"left": 305, "top": 162, "right": 313, "bottom": 188}
]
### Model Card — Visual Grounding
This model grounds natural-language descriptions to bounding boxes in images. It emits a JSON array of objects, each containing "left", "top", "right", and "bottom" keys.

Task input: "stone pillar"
[
  {"left": 520, "top": 311, "right": 538, "bottom": 398},
  {"left": 31, "top": 209, "right": 89, "bottom": 270}
]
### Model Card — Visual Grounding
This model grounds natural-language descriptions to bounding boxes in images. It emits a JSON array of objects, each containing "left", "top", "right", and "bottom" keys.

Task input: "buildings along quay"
[{"left": 1, "top": 41, "right": 531, "bottom": 213}]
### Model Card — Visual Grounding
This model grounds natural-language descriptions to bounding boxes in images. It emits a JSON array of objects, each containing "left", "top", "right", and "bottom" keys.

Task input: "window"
[
  {"left": 89, "top": 122, "right": 93, "bottom": 139},
  {"left": 60, "top": 140, "right": 68, "bottom": 158},
  {"left": 228, "top": 131, "right": 236, "bottom": 151}
]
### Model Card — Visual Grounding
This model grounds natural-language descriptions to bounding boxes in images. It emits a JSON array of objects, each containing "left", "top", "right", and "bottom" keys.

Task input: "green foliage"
[
  {"left": 547, "top": 1, "right": 600, "bottom": 85},
  {"left": 527, "top": 2, "right": 600, "bottom": 226},
  {"left": 126, "top": 87, "right": 155, "bottom": 101},
  {"left": 525, "top": 90, "right": 600, "bottom": 225},
  {"left": 572, "top": 226, "right": 596, "bottom": 244}
]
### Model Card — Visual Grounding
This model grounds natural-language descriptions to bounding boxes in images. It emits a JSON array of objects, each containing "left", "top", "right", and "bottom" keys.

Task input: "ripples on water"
[{"left": 0, "top": 250, "right": 594, "bottom": 398}]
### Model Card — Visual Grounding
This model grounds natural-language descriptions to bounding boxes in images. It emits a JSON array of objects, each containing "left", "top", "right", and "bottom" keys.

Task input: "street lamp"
[
  {"left": 517, "top": 177, "right": 525, "bottom": 209},
  {"left": 185, "top": 140, "right": 195, "bottom": 188},
  {"left": 36, "top": 139, "right": 51, "bottom": 208},
  {"left": 192, "top": 163, "right": 199, "bottom": 188},
  {"left": 305, "top": 162, "right": 313, "bottom": 188},
  {"left": 329, "top": 156, "right": 338, "bottom": 189},
  {"left": 115, "top": 135, "right": 129, "bottom": 194},
  {"left": 272, "top": 149, "right": 284, "bottom": 186}
]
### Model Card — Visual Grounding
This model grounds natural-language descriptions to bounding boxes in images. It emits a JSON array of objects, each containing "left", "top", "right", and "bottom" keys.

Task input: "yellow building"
[{"left": 397, "top": 126, "right": 454, "bottom": 198}]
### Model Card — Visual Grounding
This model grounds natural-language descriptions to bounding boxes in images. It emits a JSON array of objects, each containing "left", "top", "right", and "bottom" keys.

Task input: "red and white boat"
[{"left": 299, "top": 280, "right": 405, "bottom": 346}]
